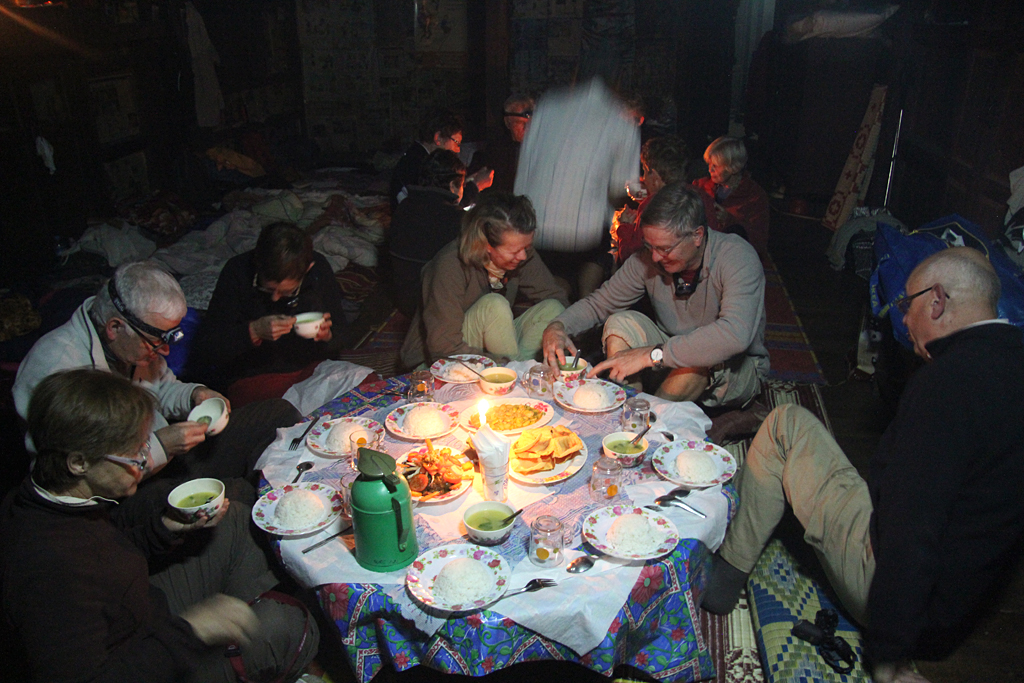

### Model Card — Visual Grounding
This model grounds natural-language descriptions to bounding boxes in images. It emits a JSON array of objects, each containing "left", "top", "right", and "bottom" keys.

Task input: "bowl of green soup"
[
  {"left": 463, "top": 501, "right": 516, "bottom": 545},
  {"left": 602, "top": 431, "right": 649, "bottom": 468},
  {"left": 167, "top": 477, "right": 225, "bottom": 523},
  {"left": 558, "top": 358, "right": 589, "bottom": 382},
  {"left": 478, "top": 367, "right": 518, "bottom": 396}
]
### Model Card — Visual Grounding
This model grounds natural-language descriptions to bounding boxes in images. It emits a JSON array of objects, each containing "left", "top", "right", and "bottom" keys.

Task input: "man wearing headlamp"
[{"left": 13, "top": 261, "right": 298, "bottom": 485}]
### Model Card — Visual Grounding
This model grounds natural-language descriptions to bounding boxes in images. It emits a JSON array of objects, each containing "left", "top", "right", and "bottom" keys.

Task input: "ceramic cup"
[
  {"left": 168, "top": 478, "right": 225, "bottom": 523},
  {"left": 187, "top": 398, "right": 229, "bottom": 435},
  {"left": 293, "top": 312, "right": 324, "bottom": 339}
]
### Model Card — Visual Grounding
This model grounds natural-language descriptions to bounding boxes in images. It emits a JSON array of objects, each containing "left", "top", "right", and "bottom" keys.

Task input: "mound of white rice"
[
  {"left": 326, "top": 422, "right": 371, "bottom": 451},
  {"left": 573, "top": 384, "right": 610, "bottom": 410},
  {"left": 607, "top": 513, "right": 662, "bottom": 555},
  {"left": 404, "top": 404, "right": 448, "bottom": 436},
  {"left": 675, "top": 450, "right": 719, "bottom": 482},
  {"left": 446, "top": 362, "right": 482, "bottom": 382},
  {"left": 432, "top": 557, "right": 491, "bottom": 605},
  {"left": 275, "top": 489, "right": 326, "bottom": 528}
]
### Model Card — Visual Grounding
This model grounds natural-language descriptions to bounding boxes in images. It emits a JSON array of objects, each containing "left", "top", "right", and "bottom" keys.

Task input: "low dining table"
[{"left": 256, "top": 361, "right": 737, "bottom": 683}]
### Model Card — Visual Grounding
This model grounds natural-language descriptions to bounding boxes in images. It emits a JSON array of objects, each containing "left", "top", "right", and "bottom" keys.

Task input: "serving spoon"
[{"left": 443, "top": 356, "right": 487, "bottom": 380}]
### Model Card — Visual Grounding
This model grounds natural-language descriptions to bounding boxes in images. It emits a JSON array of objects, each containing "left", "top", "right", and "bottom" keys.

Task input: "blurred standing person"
[{"left": 515, "top": 78, "right": 641, "bottom": 300}]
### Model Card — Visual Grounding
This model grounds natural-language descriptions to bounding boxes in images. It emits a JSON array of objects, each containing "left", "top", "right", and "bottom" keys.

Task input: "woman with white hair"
[
  {"left": 694, "top": 136, "right": 771, "bottom": 256},
  {"left": 399, "top": 192, "right": 568, "bottom": 368}
]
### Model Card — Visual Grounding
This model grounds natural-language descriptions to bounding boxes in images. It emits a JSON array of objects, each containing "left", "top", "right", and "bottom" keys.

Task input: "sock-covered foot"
[{"left": 701, "top": 553, "right": 749, "bottom": 614}]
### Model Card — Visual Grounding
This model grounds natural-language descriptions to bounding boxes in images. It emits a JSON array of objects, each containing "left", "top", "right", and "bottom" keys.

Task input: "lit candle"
[{"left": 478, "top": 399, "right": 489, "bottom": 427}]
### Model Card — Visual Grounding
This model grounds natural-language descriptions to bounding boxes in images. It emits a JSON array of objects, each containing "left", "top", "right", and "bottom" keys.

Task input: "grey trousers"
[
  {"left": 151, "top": 501, "right": 319, "bottom": 682},
  {"left": 717, "top": 404, "right": 876, "bottom": 624}
]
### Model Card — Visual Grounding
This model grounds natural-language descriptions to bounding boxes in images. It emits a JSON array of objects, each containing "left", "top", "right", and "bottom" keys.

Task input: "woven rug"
[
  {"left": 763, "top": 255, "right": 826, "bottom": 385},
  {"left": 699, "top": 379, "right": 832, "bottom": 683}
]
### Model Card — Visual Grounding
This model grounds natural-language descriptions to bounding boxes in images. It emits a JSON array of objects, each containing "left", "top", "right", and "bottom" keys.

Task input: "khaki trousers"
[
  {"left": 463, "top": 294, "right": 565, "bottom": 361},
  {"left": 718, "top": 404, "right": 875, "bottom": 624}
]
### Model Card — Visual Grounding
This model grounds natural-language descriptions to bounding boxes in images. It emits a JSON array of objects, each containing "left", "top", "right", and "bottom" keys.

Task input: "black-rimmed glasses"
[
  {"left": 894, "top": 285, "right": 944, "bottom": 315},
  {"left": 252, "top": 273, "right": 303, "bottom": 310}
]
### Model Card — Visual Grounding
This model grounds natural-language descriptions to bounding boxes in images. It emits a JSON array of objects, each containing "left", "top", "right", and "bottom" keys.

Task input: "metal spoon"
[
  {"left": 629, "top": 423, "right": 654, "bottom": 445},
  {"left": 654, "top": 495, "right": 706, "bottom": 519},
  {"left": 498, "top": 507, "right": 525, "bottom": 528},
  {"left": 566, "top": 551, "right": 600, "bottom": 574},
  {"left": 291, "top": 461, "right": 313, "bottom": 484}
]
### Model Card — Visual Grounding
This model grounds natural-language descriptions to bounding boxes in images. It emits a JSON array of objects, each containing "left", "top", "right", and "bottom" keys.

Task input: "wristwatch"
[{"left": 650, "top": 344, "right": 665, "bottom": 370}]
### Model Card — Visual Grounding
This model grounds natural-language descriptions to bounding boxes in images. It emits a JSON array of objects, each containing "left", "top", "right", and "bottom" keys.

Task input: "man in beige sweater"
[{"left": 542, "top": 181, "right": 768, "bottom": 414}]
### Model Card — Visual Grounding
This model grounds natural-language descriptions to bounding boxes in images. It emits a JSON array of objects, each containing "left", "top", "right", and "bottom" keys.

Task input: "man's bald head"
[
  {"left": 911, "top": 247, "right": 1000, "bottom": 318},
  {"left": 903, "top": 247, "right": 1001, "bottom": 359}
]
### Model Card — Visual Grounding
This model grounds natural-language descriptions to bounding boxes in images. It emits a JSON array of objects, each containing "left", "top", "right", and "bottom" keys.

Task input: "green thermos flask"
[{"left": 350, "top": 448, "right": 418, "bottom": 572}]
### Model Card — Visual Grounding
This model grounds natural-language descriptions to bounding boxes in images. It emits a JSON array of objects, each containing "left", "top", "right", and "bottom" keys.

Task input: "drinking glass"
[
  {"left": 620, "top": 397, "right": 651, "bottom": 433},
  {"left": 406, "top": 370, "right": 435, "bottom": 403},
  {"left": 349, "top": 431, "right": 380, "bottom": 468},
  {"left": 529, "top": 515, "right": 565, "bottom": 567},
  {"left": 590, "top": 454, "right": 624, "bottom": 502},
  {"left": 626, "top": 179, "right": 648, "bottom": 202},
  {"left": 525, "top": 364, "right": 555, "bottom": 399},
  {"left": 339, "top": 473, "right": 358, "bottom": 519}
]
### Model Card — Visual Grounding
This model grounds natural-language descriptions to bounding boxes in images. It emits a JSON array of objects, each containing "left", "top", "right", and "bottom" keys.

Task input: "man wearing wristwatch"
[{"left": 541, "top": 181, "right": 768, "bottom": 422}]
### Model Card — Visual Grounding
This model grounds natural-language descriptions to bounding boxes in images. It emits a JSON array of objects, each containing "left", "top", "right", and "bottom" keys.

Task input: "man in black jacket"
[{"left": 702, "top": 247, "right": 1024, "bottom": 683}]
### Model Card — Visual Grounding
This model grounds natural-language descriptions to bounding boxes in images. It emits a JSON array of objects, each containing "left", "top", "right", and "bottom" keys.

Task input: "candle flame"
[{"left": 477, "top": 399, "right": 489, "bottom": 426}]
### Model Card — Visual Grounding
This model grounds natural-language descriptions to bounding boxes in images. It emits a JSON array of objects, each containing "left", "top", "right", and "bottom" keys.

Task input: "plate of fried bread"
[{"left": 507, "top": 425, "right": 588, "bottom": 485}]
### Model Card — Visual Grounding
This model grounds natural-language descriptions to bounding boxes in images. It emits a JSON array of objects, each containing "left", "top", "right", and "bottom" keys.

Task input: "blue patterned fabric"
[{"left": 747, "top": 540, "right": 870, "bottom": 682}]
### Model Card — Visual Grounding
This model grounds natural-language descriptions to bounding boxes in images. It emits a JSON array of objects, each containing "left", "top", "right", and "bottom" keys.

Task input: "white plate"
[
  {"left": 581, "top": 505, "right": 680, "bottom": 561},
  {"left": 458, "top": 398, "right": 554, "bottom": 436},
  {"left": 651, "top": 439, "right": 737, "bottom": 489},
  {"left": 306, "top": 416, "right": 385, "bottom": 458},
  {"left": 251, "top": 482, "right": 343, "bottom": 536},
  {"left": 430, "top": 354, "right": 496, "bottom": 384},
  {"left": 406, "top": 544, "right": 511, "bottom": 612},
  {"left": 396, "top": 447, "right": 474, "bottom": 504},
  {"left": 552, "top": 378, "right": 627, "bottom": 414},
  {"left": 509, "top": 439, "right": 589, "bottom": 486},
  {"left": 385, "top": 402, "right": 461, "bottom": 440}
]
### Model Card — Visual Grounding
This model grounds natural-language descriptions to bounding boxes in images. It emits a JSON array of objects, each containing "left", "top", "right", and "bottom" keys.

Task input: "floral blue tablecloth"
[{"left": 287, "top": 376, "right": 737, "bottom": 681}]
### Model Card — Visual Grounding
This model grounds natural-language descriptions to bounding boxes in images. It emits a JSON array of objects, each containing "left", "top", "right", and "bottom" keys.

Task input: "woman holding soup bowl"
[
  {"left": 400, "top": 192, "right": 570, "bottom": 368},
  {"left": 0, "top": 369, "right": 318, "bottom": 682}
]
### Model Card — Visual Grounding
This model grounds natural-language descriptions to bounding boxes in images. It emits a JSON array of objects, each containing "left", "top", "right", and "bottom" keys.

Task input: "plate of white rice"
[
  {"left": 251, "top": 482, "right": 343, "bottom": 536},
  {"left": 581, "top": 505, "right": 680, "bottom": 560},
  {"left": 430, "top": 354, "right": 496, "bottom": 383},
  {"left": 552, "top": 378, "right": 626, "bottom": 414},
  {"left": 386, "top": 402, "right": 460, "bottom": 440},
  {"left": 406, "top": 544, "right": 511, "bottom": 612},
  {"left": 306, "top": 416, "right": 385, "bottom": 458},
  {"left": 651, "top": 439, "right": 737, "bottom": 489}
]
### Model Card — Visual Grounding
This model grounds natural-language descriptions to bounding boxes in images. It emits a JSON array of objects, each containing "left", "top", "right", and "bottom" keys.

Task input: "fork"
[
  {"left": 494, "top": 578, "right": 557, "bottom": 603},
  {"left": 289, "top": 417, "right": 322, "bottom": 451}
]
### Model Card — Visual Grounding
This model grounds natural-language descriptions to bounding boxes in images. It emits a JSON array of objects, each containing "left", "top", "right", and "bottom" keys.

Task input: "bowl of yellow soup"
[
  {"left": 558, "top": 358, "right": 589, "bottom": 382},
  {"left": 463, "top": 501, "right": 516, "bottom": 545},
  {"left": 602, "top": 431, "right": 649, "bottom": 468},
  {"left": 478, "top": 367, "right": 518, "bottom": 396},
  {"left": 168, "top": 478, "right": 225, "bottom": 523}
]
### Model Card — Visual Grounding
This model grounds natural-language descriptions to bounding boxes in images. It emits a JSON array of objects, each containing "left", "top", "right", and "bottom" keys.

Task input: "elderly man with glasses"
[
  {"left": 702, "top": 247, "right": 1024, "bottom": 683},
  {"left": 541, "top": 181, "right": 768, "bottom": 437},
  {"left": 13, "top": 261, "right": 299, "bottom": 487}
]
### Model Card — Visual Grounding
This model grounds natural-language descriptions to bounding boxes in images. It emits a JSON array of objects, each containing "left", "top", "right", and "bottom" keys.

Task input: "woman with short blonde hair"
[
  {"left": 401, "top": 192, "right": 569, "bottom": 368},
  {"left": 695, "top": 136, "right": 771, "bottom": 256}
]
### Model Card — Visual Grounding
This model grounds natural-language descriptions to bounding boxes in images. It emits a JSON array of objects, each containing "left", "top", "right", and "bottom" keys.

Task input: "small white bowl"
[
  {"left": 602, "top": 431, "right": 649, "bottom": 468},
  {"left": 293, "top": 312, "right": 324, "bottom": 339},
  {"left": 478, "top": 367, "right": 518, "bottom": 396},
  {"left": 558, "top": 358, "right": 589, "bottom": 382},
  {"left": 463, "top": 501, "right": 516, "bottom": 545},
  {"left": 168, "top": 478, "right": 225, "bottom": 523},
  {"left": 187, "top": 397, "right": 228, "bottom": 435}
]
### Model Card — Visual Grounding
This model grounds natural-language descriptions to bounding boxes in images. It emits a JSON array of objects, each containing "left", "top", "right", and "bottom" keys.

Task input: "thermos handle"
[{"left": 392, "top": 497, "right": 409, "bottom": 552}]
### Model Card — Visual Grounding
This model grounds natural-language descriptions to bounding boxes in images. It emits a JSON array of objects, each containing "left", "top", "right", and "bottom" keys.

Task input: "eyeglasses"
[
  {"left": 894, "top": 284, "right": 944, "bottom": 315},
  {"left": 643, "top": 236, "right": 686, "bottom": 257},
  {"left": 503, "top": 110, "right": 533, "bottom": 119},
  {"left": 105, "top": 442, "right": 151, "bottom": 473},
  {"left": 252, "top": 273, "right": 303, "bottom": 309}
]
